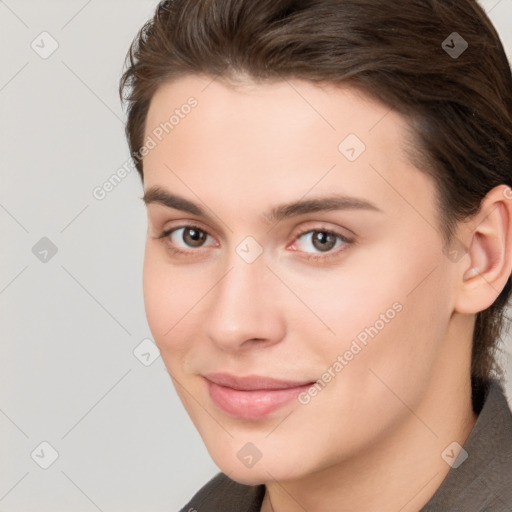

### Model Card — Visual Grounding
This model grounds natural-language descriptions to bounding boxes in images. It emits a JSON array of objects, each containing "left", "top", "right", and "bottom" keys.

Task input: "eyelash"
[{"left": 157, "top": 224, "right": 353, "bottom": 262}]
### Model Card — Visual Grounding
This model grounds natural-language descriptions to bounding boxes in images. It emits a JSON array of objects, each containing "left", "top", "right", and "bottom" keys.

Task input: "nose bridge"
[
  {"left": 204, "top": 245, "right": 282, "bottom": 349},
  {"left": 214, "top": 250, "right": 267, "bottom": 323}
]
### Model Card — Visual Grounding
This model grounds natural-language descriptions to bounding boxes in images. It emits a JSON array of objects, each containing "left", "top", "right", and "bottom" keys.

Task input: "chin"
[
  {"left": 214, "top": 450, "right": 306, "bottom": 486},
  {"left": 227, "top": 470, "right": 268, "bottom": 486}
]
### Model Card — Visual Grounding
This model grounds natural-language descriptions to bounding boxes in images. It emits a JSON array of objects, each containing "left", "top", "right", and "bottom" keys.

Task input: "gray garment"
[{"left": 178, "top": 378, "right": 512, "bottom": 512}]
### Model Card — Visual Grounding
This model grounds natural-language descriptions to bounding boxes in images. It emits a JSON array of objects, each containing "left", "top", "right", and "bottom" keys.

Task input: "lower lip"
[{"left": 205, "top": 379, "right": 313, "bottom": 420}]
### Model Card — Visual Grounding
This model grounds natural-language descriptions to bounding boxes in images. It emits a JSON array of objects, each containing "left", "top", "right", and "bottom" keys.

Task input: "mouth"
[{"left": 203, "top": 373, "right": 316, "bottom": 420}]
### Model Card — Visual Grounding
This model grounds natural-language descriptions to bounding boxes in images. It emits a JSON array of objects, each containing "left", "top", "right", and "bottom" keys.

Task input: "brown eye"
[
  {"left": 159, "top": 225, "right": 215, "bottom": 252},
  {"left": 311, "top": 231, "right": 338, "bottom": 252},
  {"left": 293, "top": 228, "right": 351, "bottom": 261},
  {"left": 182, "top": 227, "right": 207, "bottom": 247}
]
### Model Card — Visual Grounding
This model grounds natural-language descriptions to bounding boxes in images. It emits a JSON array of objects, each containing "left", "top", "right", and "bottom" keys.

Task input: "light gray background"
[{"left": 1, "top": 1, "right": 511, "bottom": 511}]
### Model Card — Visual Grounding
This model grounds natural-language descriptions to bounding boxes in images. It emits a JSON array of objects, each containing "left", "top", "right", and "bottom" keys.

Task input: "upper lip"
[{"left": 203, "top": 372, "right": 315, "bottom": 391}]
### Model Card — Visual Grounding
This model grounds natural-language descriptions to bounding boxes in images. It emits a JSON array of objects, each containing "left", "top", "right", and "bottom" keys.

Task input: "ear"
[{"left": 453, "top": 185, "right": 512, "bottom": 314}]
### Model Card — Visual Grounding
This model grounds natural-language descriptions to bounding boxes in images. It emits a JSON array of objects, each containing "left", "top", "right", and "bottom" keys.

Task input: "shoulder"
[
  {"left": 178, "top": 472, "right": 265, "bottom": 512},
  {"left": 421, "top": 378, "right": 512, "bottom": 511}
]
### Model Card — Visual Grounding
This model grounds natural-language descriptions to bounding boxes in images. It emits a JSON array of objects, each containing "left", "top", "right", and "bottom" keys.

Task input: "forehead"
[
  {"left": 144, "top": 75, "right": 403, "bottom": 143},
  {"left": 142, "top": 75, "right": 435, "bottom": 225}
]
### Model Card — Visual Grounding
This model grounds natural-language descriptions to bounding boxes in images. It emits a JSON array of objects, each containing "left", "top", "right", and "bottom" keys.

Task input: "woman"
[{"left": 119, "top": 1, "right": 512, "bottom": 510}]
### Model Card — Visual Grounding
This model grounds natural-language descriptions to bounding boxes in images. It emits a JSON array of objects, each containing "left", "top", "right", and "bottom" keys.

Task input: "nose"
[{"left": 204, "top": 253, "right": 286, "bottom": 352}]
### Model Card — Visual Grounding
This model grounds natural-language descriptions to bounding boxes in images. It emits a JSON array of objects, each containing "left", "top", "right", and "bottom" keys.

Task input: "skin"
[{"left": 141, "top": 75, "right": 512, "bottom": 512}]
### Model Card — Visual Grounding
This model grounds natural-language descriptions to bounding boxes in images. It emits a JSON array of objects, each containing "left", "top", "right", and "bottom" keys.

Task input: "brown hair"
[{"left": 119, "top": 0, "right": 512, "bottom": 381}]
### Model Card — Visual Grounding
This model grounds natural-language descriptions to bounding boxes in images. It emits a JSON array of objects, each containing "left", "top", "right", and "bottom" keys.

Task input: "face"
[{"left": 141, "top": 75, "right": 459, "bottom": 484}]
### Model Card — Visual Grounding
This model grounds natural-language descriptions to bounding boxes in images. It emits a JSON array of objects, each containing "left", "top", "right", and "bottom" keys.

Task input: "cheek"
[
  {"left": 142, "top": 243, "right": 224, "bottom": 374},
  {"left": 143, "top": 246, "right": 168, "bottom": 338},
  {"left": 299, "top": 239, "right": 452, "bottom": 385},
  {"left": 142, "top": 244, "right": 192, "bottom": 351}
]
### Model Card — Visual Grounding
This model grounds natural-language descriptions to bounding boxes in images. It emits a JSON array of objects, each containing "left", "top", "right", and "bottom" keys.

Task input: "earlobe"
[{"left": 454, "top": 185, "right": 512, "bottom": 314}]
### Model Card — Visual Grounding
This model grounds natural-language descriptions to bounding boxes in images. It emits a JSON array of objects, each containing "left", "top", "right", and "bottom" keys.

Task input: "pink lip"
[{"left": 203, "top": 373, "right": 315, "bottom": 420}]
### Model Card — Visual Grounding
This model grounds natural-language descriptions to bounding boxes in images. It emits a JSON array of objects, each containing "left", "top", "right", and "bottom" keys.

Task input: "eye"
[
  {"left": 158, "top": 225, "right": 217, "bottom": 253},
  {"left": 291, "top": 228, "right": 352, "bottom": 260},
  {"left": 157, "top": 224, "right": 353, "bottom": 261}
]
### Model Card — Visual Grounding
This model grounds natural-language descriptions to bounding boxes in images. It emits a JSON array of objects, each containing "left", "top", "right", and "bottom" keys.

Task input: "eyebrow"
[{"left": 142, "top": 186, "right": 382, "bottom": 224}]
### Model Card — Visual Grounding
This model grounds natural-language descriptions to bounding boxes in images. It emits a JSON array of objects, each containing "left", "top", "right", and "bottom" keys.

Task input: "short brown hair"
[{"left": 119, "top": 0, "right": 512, "bottom": 380}]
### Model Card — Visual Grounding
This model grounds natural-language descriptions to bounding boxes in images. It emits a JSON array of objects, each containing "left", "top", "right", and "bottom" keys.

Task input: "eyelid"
[{"left": 290, "top": 223, "right": 353, "bottom": 243}]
